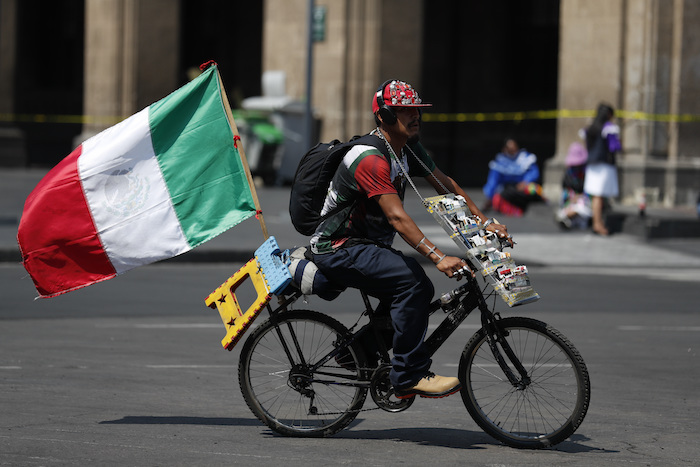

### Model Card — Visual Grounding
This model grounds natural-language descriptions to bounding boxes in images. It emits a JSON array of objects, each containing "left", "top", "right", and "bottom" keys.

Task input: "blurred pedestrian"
[
  {"left": 581, "top": 103, "right": 621, "bottom": 236},
  {"left": 555, "top": 142, "right": 591, "bottom": 229},
  {"left": 482, "top": 137, "right": 545, "bottom": 216}
]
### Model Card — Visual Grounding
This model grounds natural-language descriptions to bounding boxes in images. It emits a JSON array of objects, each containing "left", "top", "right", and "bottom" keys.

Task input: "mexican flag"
[{"left": 18, "top": 64, "right": 258, "bottom": 298}]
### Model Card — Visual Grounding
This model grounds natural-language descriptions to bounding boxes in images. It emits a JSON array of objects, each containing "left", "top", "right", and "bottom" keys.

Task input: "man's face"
[
  {"left": 503, "top": 139, "right": 519, "bottom": 156},
  {"left": 391, "top": 106, "right": 421, "bottom": 141}
]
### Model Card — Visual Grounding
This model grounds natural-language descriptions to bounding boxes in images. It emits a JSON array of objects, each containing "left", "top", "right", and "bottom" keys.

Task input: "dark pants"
[
  {"left": 501, "top": 184, "right": 543, "bottom": 210},
  {"left": 313, "top": 244, "right": 434, "bottom": 389}
]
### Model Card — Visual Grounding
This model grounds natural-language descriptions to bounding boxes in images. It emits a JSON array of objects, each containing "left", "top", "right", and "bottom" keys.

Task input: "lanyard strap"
[{"left": 373, "top": 128, "right": 450, "bottom": 205}]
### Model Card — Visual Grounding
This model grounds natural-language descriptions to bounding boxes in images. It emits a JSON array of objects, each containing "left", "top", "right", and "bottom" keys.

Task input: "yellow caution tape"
[
  {"left": 0, "top": 113, "right": 126, "bottom": 125},
  {"left": 421, "top": 109, "right": 700, "bottom": 123},
  {"left": 3, "top": 109, "right": 700, "bottom": 125}
]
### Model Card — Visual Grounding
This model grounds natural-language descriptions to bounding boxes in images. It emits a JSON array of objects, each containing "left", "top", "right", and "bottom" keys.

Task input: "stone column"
[
  {"left": 0, "top": 0, "right": 26, "bottom": 166},
  {"left": 670, "top": 0, "right": 700, "bottom": 205},
  {"left": 346, "top": 0, "right": 423, "bottom": 138},
  {"left": 76, "top": 0, "right": 180, "bottom": 144},
  {"left": 616, "top": 0, "right": 663, "bottom": 206},
  {"left": 263, "top": 0, "right": 423, "bottom": 142},
  {"left": 545, "top": 0, "right": 624, "bottom": 200},
  {"left": 616, "top": 0, "right": 700, "bottom": 206},
  {"left": 547, "top": 0, "right": 700, "bottom": 207}
]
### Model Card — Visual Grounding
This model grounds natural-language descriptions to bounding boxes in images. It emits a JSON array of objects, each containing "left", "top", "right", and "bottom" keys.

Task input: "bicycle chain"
[
  {"left": 314, "top": 405, "right": 382, "bottom": 416},
  {"left": 307, "top": 364, "right": 386, "bottom": 416}
]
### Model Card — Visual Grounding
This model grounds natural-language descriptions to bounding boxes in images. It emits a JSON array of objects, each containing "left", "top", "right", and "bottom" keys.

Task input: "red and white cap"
[{"left": 372, "top": 80, "right": 432, "bottom": 114}]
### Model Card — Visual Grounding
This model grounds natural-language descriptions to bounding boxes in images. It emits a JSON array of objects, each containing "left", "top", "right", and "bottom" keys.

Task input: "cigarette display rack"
[{"left": 424, "top": 194, "right": 540, "bottom": 307}]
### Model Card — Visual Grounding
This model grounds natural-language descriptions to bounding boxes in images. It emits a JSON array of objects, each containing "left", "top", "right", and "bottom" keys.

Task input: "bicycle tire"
[
  {"left": 458, "top": 317, "right": 590, "bottom": 449},
  {"left": 239, "top": 310, "right": 368, "bottom": 437}
]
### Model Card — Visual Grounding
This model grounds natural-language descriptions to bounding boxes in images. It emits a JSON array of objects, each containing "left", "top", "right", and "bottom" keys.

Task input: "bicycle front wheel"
[
  {"left": 459, "top": 317, "right": 590, "bottom": 449},
  {"left": 239, "top": 310, "right": 368, "bottom": 437}
]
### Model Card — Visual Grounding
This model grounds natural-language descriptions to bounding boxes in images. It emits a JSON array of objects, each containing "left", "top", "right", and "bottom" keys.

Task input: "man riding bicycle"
[{"left": 310, "top": 79, "right": 510, "bottom": 399}]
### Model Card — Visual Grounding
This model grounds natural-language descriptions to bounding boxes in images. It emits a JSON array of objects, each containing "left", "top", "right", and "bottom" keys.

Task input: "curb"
[
  {"left": 3, "top": 215, "right": 698, "bottom": 265},
  {"left": 0, "top": 249, "right": 20, "bottom": 264},
  {"left": 604, "top": 212, "right": 700, "bottom": 239}
]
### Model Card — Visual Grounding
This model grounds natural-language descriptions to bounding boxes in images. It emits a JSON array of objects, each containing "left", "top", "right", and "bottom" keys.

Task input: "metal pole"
[{"left": 304, "top": 0, "right": 314, "bottom": 151}]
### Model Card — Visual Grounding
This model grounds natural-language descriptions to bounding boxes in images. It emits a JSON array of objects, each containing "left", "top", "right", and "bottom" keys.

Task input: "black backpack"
[{"left": 289, "top": 134, "right": 387, "bottom": 236}]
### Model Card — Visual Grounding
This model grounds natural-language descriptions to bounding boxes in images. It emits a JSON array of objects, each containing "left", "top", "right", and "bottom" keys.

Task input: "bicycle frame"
[
  {"left": 263, "top": 266, "right": 531, "bottom": 391},
  {"left": 424, "top": 273, "right": 531, "bottom": 389},
  {"left": 234, "top": 234, "right": 588, "bottom": 444},
  {"left": 265, "top": 291, "right": 372, "bottom": 389}
]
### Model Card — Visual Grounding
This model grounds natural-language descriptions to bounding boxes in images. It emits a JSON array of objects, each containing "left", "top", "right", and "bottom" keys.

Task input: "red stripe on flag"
[{"left": 18, "top": 146, "right": 116, "bottom": 297}]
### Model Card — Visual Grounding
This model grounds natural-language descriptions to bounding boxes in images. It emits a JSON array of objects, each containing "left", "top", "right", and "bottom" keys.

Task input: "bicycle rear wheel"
[
  {"left": 459, "top": 317, "right": 590, "bottom": 449},
  {"left": 239, "top": 310, "right": 368, "bottom": 437}
]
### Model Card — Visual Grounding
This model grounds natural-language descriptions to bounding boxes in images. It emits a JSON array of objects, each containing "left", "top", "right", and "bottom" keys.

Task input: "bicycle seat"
[{"left": 284, "top": 246, "right": 346, "bottom": 300}]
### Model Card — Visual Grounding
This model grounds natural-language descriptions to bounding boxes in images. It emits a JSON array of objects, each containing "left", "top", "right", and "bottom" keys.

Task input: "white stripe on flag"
[{"left": 79, "top": 108, "right": 189, "bottom": 273}]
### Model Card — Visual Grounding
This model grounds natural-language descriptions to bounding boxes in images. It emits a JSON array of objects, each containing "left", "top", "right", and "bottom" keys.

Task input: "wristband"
[
  {"left": 436, "top": 254, "right": 446, "bottom": 264},
  {"left": 416, "top": 236, "right": 438, "bottom": 258}
]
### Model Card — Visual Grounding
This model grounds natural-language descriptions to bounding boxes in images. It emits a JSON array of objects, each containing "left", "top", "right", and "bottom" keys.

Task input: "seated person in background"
[
  {"left": 482, "top": 137, "right": 544, "bottom": 216},
  {"left": 555, "top": 142, "right": 591, "bottom": 229}
]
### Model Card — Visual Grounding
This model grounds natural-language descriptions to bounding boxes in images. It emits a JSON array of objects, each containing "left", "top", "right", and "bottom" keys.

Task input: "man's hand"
[
  {"left": 436, "top": 255, "right": 474, "bottom": 279},
  {"left": 485, "top": 221, "right": 513, "bottom": 247},
  {"left": 424, "top": 168, "right": 513, "bottom": 247}
]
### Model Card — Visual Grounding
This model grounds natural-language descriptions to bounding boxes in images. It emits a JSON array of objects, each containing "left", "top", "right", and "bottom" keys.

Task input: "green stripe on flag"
[{"left": 148, "top": 66, "right": 256, "bottom": 247}]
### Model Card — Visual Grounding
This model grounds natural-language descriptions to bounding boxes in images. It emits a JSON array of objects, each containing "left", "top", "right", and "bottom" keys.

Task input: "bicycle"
[{"left": 235, "top": 239, "right": 591, "bottom": 449}]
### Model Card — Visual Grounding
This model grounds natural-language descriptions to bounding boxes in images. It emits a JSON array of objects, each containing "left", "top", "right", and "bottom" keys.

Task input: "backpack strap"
[{"left": 316, "top": 134, "right": 391, "bottom": 226}]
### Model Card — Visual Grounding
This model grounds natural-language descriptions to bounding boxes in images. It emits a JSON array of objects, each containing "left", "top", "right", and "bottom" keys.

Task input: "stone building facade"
[
  {"left": 1, "top": 0, "right": 698, "bottom": 206},
  {"left": 549, "top": 0, "right": 700, "bottom": 207}
]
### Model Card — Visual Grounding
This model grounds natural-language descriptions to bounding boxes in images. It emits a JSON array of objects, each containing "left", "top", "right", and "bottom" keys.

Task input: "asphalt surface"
[
  {"left": 2, "top": 262, "right": 699, "bottom": 466},
  {"left": 2, "top": 168, "right": 700, "bottom": 466}
]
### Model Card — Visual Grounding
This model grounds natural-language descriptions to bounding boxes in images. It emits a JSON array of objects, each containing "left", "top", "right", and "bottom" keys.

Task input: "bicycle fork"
[
  {"left": 480, "top": 307, "right": 531, "bottom": 390},
  {"left": 423, "top": 276, "right": 531, "bottom": 391}
]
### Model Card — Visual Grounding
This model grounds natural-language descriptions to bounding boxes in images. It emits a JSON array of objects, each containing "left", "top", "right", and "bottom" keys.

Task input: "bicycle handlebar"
[
  {"left": 452, "top": 264, "right": 474, "bottom": 281},
  {"left": 499, "top": 234, "right": 515, "bottom": 249}
]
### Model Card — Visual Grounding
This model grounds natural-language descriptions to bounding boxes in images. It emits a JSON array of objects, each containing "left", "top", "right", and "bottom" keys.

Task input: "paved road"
[
  {"left": 2, "top": 262, "right": 700, "bottom": 466},
  {"left": 2, "top": 169, "right": 700, "bottom": 465}
]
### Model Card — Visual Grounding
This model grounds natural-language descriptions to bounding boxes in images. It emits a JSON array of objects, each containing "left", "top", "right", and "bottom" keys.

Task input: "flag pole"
[{"left": 215, "top": 68, "right": 269, "bottom": 240}]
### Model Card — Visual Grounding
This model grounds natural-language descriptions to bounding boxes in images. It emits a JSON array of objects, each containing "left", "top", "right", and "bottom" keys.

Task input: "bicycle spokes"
[{"left": 459, "top": 317, "right": 590, "bottom": 448}]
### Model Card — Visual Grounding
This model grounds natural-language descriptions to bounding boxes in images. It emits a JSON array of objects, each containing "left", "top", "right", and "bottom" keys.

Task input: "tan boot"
[{"left": 395, "top": 372, "right": 461, "bottom": 399}]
